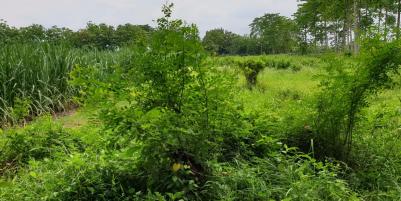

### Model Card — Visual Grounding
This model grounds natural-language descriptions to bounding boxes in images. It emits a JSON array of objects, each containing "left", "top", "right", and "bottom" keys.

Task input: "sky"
[{"left": 0, "top": 0, "right": 299, "bottom": 35}]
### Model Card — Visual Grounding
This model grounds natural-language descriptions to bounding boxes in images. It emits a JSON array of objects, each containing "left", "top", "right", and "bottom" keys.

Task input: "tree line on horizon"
[
  {"left": 204, "top": 0, "right": 401, "bottom": 55},
  {"left": 0, "top": 20, "right": 153, "bottom": 49},
  {"left": 2, "top": 0, "right": 401, "bottom": 54}
]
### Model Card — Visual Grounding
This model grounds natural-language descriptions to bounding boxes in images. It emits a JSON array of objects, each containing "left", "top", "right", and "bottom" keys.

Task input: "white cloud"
[{"left": 0, "top": 0, "right": 298, "bottom": 35}]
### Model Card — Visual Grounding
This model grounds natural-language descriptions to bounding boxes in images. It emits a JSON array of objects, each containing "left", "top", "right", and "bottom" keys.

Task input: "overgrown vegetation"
[
  {"left": 0, "top": 42, "right": 76, "bottom": 125},
  {"left": 312, "top": 37, "right": 401, "bottom": 160},
  {"left": 1, "top": 2, "right": 401, "bottom": 201}
]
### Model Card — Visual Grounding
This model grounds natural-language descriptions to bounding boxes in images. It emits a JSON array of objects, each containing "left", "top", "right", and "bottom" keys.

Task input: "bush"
[
  {"left": 237, "top": 59, "right": 266, "bottom": 89},
  {"left": 310, "top": 38, "right": 401, "bottom": 160},
  {"left": 90, "top": 4, "right": 259, "bottom": 199}
]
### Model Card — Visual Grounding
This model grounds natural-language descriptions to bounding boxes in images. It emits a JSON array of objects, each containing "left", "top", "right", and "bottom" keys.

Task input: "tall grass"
[
  {"left": 0, "top": 42, "right": 139, "bottom": 125},
  {"left": 0, "top": 42, "right": 77, "bottom": 125}
]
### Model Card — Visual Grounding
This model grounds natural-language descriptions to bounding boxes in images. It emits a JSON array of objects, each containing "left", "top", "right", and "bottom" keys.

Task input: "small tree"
[
  {"left": 100, "top": 4, "right": 248, "bottom": 197},
  {"left": 237, "top": 59, "right": 266, "bottom": 89}
]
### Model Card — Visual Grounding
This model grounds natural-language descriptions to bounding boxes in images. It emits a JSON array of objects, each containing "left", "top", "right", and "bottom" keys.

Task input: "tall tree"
[
  {"left": 398, "top": 0, "right": 401, "bottom": 38},
  {"left": 202, "top": 28, "right": 240, "bottom": 55},
  {"left": 250, "top": 13, "right": 297, "bottom": 54},
  {"left": 295, "top": 0, "right": 401, "bottom": 53}
]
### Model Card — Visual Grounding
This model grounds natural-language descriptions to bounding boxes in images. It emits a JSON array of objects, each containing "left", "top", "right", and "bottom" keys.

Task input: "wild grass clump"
[
  {"left": 204, "top": 151, "right": 357, "bottom": 201},
  {"left": 0, "top": 116, "right": 83, "bottom": 177},
  {"left": 0, "top": 42, "right": 77, "bottom": 125},
  {"left": 0, "top": 152, "right": 141, "bottom": 200},
  {"left": 0, "top": 42, "right": 135, "bottom": 126},
  {"left": 345, "top": 97, "right": 401, "bottom": 200}
]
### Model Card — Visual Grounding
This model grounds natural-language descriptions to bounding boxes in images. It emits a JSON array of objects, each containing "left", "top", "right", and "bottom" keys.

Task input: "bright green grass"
[
  {"left": 258, "top": 67, "right": 320, "bottom": 92},
  {"left": 236, "top": 66, "right": 319, "bottom": 117}
]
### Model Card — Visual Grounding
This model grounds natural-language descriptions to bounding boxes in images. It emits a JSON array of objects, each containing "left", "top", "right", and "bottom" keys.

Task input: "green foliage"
[
  {"left": 0, "top": 42, "right": 76, "bottom": 125},
  {"left": 265, "top": 59, "right": 292, "bottom": 70},
  {"left": 202, "top": 13, "right": 298, "bottom": 56},
  {"left": 202, "top": 28, "right": 236, "bottom": 55},
  {"left": 115, "top": 24, "right": 151, "bottom": 47},
  {"left": 2, "top": 3, "right": 401, "bottom": 201},
  {"left": 69, "top": 63, "right": 128, "bottom": 106},
  {"left": 0, "top": 116, "right": 83, "bottom": 177},
  {"left": 348, "top": 100, "right": 401, "bottom": 200},
  {"left": 313, "top": 38, "right": 401, "bottom": 160},
  {"left": 0, "top": 19, "right": 152, "bottom": 50},
  {"left": 97, "top": 5, "right": 252, "bottom": 198},
  {"left": 4, "top": 48, "right": 397, "bottom": 200},
  {"left": 237, "top": 59, "right": 266, "bottom": 89},
  {"left": 0, "top": 20, "right": 19, "bottom": 45},
  {"left": 294, "top": 0, "right": 401, "bottom": 53},
  {"left": 73, "top": 22, "right": 117, "bottom": 50},
  {"left": 250, "top": 13, "right": 297, "bottom": 54},
  {"left": 0, "top": 39, "right": 139, "bottom": 126},
  {"left": 129, "top": 3, "right": 206, "bottom": 113},
  {"left": 202, "top": 28, "right": 259, "bottom": 55},
  {"left": 204, "top": 150, "right": 357, "bottom": 201},
  {"left": 71, "top": 22, "right": 152, "bottom": 50},
  {"left": 9, "top": 98, "right": 31, "bottom": 124}
]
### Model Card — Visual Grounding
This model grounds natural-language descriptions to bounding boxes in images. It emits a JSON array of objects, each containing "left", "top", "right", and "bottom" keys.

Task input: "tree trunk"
[
  {"left": 343, "top": 0, "right": 348, "bottom": 51},
  {"left": 353, "top": 0, "right": 360, "bottom": 53},
  {"left": 397, "top": 0, "right": 401, "bottom": 39},
  {"left": 325, "top": 20, "right": 329, "bottom": 48},
  {"left": 349, "top": 27, "right": 352, "bottom": 51},
  {"left": 384, "top": 8, "right": 388, "bottom": 41},
  {"left": 378, "top": 5, "right": 383, "bottom": 33}
]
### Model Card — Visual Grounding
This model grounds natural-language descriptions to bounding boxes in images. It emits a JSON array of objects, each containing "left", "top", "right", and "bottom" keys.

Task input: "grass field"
[{"left": 1, "top": 52, "right": 400, "bottom": 200}]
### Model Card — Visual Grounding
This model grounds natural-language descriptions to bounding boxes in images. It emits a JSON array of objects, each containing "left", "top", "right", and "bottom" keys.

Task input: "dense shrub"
[
  {"left": 237, "top": 59, "right": 266, "bottom": 89},
  {"left": 312, "top": 38, "right": 401, "bottom": 160},
  {"left": 96, "top": 5, "right": 252, "bottom": 198}
]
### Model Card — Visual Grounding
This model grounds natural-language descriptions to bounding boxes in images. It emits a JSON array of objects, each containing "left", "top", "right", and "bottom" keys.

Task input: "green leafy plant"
[
  {"left": 237, "top": 59, "right": 266, "bottom": 89},
  {"left": 95, "top": 4, "right": 252, "bottom": 199},
  {"left": 9, "top": 97, "right": 31, "bottom": 124},
  {"left": 0, "top": 116, "right": 84, "bottom": 177},
  {"left": 313, "top": 37, "right": 401, "bottom": 160}
]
